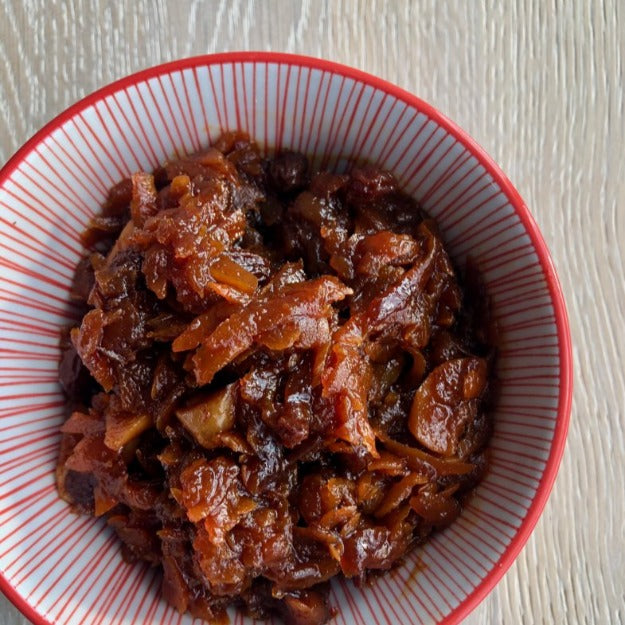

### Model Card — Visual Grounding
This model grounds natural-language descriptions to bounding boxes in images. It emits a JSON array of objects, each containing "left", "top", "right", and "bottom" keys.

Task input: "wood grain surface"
[{"left": 0, "top": 1, "right": 623, "bottom": 624}]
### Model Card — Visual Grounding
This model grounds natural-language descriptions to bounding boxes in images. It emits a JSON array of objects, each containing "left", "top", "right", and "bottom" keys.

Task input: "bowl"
[{"left": 0, "top": 52, "right": 572, "bottom": 625}]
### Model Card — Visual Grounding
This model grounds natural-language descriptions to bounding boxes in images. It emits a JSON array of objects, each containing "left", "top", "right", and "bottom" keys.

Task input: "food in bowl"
[{"left": 56, "top": 132, "right": 495, "bottom": 625}]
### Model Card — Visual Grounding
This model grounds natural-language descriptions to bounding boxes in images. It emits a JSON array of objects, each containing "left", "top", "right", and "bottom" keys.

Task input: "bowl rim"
[{"left": 0, "top": 51, "right": 572, "bottom": 625}]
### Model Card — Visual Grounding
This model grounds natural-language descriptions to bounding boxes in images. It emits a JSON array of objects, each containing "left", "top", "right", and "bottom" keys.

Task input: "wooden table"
[{"left": 0, "top": 1, "right": 623, "bottom": 623}]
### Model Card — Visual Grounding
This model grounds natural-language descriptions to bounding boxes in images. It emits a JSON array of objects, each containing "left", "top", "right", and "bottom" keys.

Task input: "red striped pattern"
[{"left": 0, "top": 56, "right": 570, "bottom": 625}]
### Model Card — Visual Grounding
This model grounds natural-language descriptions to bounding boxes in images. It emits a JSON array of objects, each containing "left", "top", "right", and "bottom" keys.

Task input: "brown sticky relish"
[{"left": 57, "top": 132, "right": 495, "bottom": 625}]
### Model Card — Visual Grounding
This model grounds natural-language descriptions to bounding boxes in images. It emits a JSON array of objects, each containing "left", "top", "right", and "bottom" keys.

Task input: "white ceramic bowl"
[{"left": 0, "top": 53, "right": 572, "bottom": 625}]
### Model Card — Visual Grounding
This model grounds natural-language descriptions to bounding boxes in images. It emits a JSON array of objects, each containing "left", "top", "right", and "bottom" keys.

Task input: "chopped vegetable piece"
[{"left": 175, "top": 383, "right": 237, "bottom": 448}]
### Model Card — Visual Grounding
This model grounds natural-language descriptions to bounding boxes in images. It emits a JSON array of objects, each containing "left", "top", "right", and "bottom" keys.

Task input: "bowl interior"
[{"left": 0, "top": 54, "right": 570, "bottom": 625}]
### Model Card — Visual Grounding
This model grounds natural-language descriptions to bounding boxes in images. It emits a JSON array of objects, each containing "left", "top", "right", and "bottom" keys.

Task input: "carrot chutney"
[{"left": 57, "top": 133, "right": 495, "bottom": 625}]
